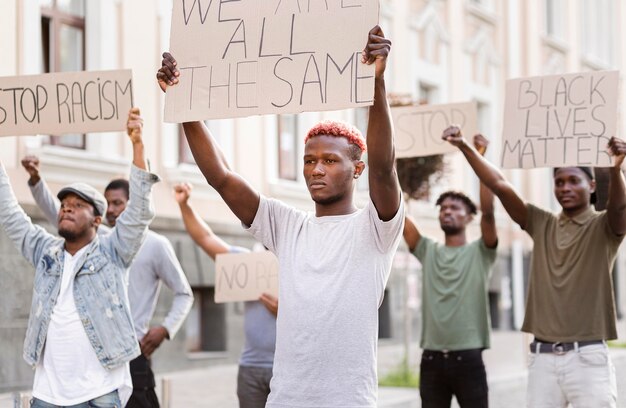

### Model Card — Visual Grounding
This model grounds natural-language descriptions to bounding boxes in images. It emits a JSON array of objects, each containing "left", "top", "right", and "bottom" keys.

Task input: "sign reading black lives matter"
[
  {"left": 165, "top": 0, "right": 379, "bottom": 122},
  {"left": 501, "top": 71, "right": 619, "bottom": 169},
  {"left": 0, "top": 70, "right": 133, "bottom": 137},
  {"left": 393, "top": 102, "right": 478, "bottom": 158}
]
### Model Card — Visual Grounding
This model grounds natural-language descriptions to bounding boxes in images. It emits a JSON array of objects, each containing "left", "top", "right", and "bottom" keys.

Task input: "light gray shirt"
[
  {"left": 29, "top": 179, "right": 193, "bottom": 340},
  {"left": 246, "top": 196, "right": 404, "bottom": 408}
]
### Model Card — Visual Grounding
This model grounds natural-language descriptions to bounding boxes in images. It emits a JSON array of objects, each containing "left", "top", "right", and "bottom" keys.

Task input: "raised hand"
[
  {"left": 473, "top": 134, "right": 489, "bottom": 156},
  {"left": 361, "top": 25, "right": 391, "bottom": 80},
  {"left": 174, "top": 182, "right": 193, "bottom": 205},
  {"left": 126, "top": 107, "right": 143, "bottom": 145},
  {"left": 442, "top": 125, "right": 466, "bottom": 148},
  {"left": 608, "top": 137, "right": 626, "bottom": 168},
  {"left": 156, "top": 52, "right": 180, "bottom": 93},
  {"left": 21, "top": 155, "right": 41, "bottom": 186}
]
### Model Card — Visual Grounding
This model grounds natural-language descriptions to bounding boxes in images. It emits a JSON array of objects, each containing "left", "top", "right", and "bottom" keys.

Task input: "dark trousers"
[
  {"left": 237, "top": 365, "right": 273, "bottom": 408},
  {"left": 419, "top": 349, "right": 489, "bottom": 408},
  {"left": 126, "top": 354, "right": 160, "bottom": 408}
]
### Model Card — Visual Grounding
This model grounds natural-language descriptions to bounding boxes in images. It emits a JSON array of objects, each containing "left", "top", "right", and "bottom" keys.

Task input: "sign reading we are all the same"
[{"left": 165, "top": 0, "right": 379, "bottom": 122}]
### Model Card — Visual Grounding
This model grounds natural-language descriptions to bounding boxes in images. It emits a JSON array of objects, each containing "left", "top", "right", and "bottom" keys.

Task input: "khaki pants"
[{"left": 527, "top": 343, "right": 617, "bottom": 408}]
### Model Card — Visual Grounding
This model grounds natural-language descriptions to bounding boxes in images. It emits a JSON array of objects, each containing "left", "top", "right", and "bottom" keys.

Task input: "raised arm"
[
  {"left": 157, "top": 53, "right": 259, "bottom": 226},
  {"left": 403, "top": 214, "right": 421, "bottom": 252},
  {"left": 174, "top": 182, "right": 231, "bottom": 260},
  {"left": 606, "top": 137, "right": 626, "bottom": 235},
  {"left": 363, "top": 26, "right": 401, "bottom": 221},
  {"left": 473, "top": 134, "right": 498, "bottom": 248},
  {"left": 21, "top": 155, "right": 61, "bottom": 227},
  {"left": 104, "top": 108, "right": 158, "bottom": 267},
  {"left": 0, "top": 162, "right": 58, "bottom": 266},
  {"left": 443, "top": 125, "right": 528, "bottom": 229}
]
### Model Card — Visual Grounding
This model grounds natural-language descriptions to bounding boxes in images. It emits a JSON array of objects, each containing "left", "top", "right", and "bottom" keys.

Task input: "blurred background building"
[{"left": 1, "top": 0, "right": 625, "bottom": 392}]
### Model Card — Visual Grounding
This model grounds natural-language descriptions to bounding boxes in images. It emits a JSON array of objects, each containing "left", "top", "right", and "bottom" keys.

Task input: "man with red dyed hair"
[{"left": 157, "top": 26, "right": 403, "bottom": 408}]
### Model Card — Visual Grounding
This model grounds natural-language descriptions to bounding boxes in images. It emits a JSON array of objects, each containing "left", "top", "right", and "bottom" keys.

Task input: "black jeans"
[
  {"left": 126, "top": 354, "right": 160, "bottom": 408},
  {"left": 419, "top": 349, "right": 488, "bottom": 408}
]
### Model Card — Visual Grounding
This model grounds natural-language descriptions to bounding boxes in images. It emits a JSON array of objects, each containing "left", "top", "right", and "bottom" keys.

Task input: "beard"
[
  {"left": 441, "top": 224, "right": 463, "bottom": 235},
  {"left": 58, "top": 226, "right": 81, "bottom": 241}
]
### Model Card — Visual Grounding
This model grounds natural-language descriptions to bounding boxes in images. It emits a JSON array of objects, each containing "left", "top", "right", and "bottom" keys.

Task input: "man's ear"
[
  {"left": 354, "top": 160, "right": 366, "bottom": 178},
  {"left": 93, "top": 215, "right": 102, "bottom": 229},
  {"left": 589, "top": 179, "right": 597, "bottom": 195}
]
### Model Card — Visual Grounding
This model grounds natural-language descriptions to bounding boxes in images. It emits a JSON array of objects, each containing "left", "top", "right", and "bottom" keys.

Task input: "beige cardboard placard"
[
  {"left": 0, "top": 70, "right": 133, "bottom": 137},
  {"left": 501, "top": 70, "right": 619, "bottom": 169},
  {"left": 215, "top": 250, "right": 279, "bottom": 303},
  {"left": 165, "top": 0, "right": 379, "bottom": 122},
  {"left": 393, "top": 102, "right": 478, "bottom": 158}
]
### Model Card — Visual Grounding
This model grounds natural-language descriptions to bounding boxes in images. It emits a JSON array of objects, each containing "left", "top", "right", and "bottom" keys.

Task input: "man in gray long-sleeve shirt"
[{"left": 22, "top": 156, "right": 194, "bottom": 408}]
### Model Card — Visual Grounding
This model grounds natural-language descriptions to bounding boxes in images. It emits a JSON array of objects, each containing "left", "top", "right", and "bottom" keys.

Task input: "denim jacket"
[{"left": 0, "top": 164, "right": 159, "bottom": 370}]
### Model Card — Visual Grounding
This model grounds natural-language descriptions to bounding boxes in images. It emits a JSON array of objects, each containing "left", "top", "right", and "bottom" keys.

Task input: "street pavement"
[{"left": 3, "top": 324, "right": 626, "bottom": 407}]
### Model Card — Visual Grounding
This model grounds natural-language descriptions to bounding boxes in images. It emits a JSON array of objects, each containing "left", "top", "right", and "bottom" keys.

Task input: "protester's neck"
[
  {"left": 444, "top": 231, "right": 467, "bottom": 247},
  {"left": 64, "top": 235, "right": 95, "bottom": 256},
  {"left": 562, "top": 204, "right": 591, "bottom": 219},
  {"left": 314, "top": 200, "right": 358, "bottom": 217}
]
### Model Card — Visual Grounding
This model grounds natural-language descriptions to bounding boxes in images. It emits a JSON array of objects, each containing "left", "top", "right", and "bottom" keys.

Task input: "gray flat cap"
[{"left": 57, "top": 183, "right": 107, "bottom": 216}]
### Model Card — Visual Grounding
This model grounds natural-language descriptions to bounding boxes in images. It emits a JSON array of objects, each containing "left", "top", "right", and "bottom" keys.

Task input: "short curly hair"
[
  {"left": 304, "top": 120, "right": 366, "bottom": 160},
  {"left": 436, "top": 191, "right": 477, "bottom": 215}
]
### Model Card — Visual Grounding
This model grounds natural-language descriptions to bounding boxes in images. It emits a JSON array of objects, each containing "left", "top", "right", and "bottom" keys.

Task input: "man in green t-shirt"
[
  {"left": 404, "top": 134, "right": 498, "bottom": 408},
  {"left": 442, "top": 125, "right": 626, "bottom": 408}
]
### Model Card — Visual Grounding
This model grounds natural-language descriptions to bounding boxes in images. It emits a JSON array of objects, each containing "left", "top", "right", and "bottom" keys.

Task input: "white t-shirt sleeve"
[
  {"left": 367, "top": 197, "right": 405, "bottom": 254},
  {"left": 245, "top": 196, "right": 304, "bottom": 254}
]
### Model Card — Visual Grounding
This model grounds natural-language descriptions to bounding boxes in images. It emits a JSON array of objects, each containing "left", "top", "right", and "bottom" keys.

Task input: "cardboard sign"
[
  {"left": 501, "top": 70, "right": 619, "bottom": 169},
  {"left": 165, "top": 0, "right": 379, "bottom": 122},
  {"left": 393, "top": 102, "right": 478, "bottom": 158},
  {"left": 215, "top": 250, "right": 279, "bottom": 303},
  {"left": 0, "top": 70, "right": 133, "bottom": 137}
]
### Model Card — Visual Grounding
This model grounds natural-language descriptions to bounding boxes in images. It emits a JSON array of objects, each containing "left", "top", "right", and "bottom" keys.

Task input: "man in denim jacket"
[{"left": 0, "top": 108, "right": 160, "bottom": 407}]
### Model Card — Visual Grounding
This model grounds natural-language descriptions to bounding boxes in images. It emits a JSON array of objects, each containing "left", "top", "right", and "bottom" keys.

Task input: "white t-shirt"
[
  {"left": 246, "top": 196, "right": 404, "bottom": 408},
  {"left": 33, "top": 247, "right": 132, "bottom": 406}
]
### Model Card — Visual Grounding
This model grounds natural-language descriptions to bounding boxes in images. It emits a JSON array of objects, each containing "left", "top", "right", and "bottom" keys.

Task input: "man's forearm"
[
  {"left": 460, "top": 143, "right": 506, "bottom": 192},
  {"left": 607, "top": 167, "right": 626, "bottom": 213},
  {"left": 107, "top": 165, "right": 159, "bottom": 267},
  {"left": 366, "top": 78, "right": 395, "bottom": 173},
  {"left": 183, "top": 122, "right": 230, "bottom": 187},
  {"left": 132, "top": 141, "right": 147, "bottom": 170},
  {"left": 29, "top": 179, "right": 61, "bottom": 227}
]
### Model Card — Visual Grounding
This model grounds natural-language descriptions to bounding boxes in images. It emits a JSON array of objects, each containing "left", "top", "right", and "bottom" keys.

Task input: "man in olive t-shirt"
[
  {"left": 404, "top": 134, "right": 498, "bottom": 408},
  {"left": 443, "top": 124, "right": 626, "bottom": 408}
]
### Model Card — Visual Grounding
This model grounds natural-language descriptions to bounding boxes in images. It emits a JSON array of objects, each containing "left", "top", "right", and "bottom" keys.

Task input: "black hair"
[
  {"left": 552, "top": 167, "right": 597, "bottom": 204},
  {"left": 436, "top": 191, "right": 478, "bottom": 215},
  {"left": 105, "top": 178, "right": 130, "bottom": 200}
]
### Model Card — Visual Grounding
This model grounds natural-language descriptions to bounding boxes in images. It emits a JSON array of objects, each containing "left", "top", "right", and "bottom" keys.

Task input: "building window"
[
  {"left": 185, "top": 287, "right": 227, "bottom": 352},
  {"left": 40, "top": 0, "right": 86, "bottom": 149},
  {"left": 179, "top": 120, "right": 235, "bottom": 165},
  {"left": 544, "top": 0, "right": 564, "bottom": 39},
  {"left": 581, "top": 0, "right": 614, "bottom": 65},
  {"left": 418, "top": 83, "right": 436, "bottom": 104},
  {"left": 277, "top": 114, "right": 299, "bottom": 181}
]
